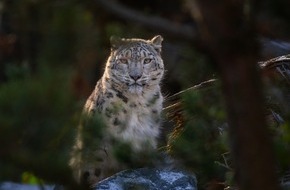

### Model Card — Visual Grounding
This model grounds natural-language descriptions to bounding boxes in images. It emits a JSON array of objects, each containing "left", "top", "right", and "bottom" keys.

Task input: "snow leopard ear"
[
  {"left": 150, "top": 35, "right": 163, "bottom": 53},
  {"left": 110, "top": 36, "right": 123, "bottom": 49}
]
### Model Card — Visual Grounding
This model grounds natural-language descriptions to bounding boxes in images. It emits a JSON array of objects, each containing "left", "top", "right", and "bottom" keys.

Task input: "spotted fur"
[{"left": 70, "top": 35, "right": 164, "bottom": 185}]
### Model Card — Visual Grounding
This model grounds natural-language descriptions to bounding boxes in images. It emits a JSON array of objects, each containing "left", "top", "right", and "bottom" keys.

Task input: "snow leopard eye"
[
  {"left": 143, "top": 58, "right": 152, "bottom": 64},
  {"left": 118, "top": 58, "right": 128, "bottom": 64}
]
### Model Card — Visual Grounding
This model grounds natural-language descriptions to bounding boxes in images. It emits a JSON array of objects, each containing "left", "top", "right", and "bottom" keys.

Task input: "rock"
[
  {"left": 0, "top": 182, "right": 54, "bottom": 190},
  {"left": 94, "top": 168, "right": 197, "bottom": 190}
]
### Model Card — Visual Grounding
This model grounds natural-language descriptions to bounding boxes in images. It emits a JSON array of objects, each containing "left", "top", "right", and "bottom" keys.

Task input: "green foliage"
[
  {"left": 113, "top": 141, "right": 158, "bottom": 169},
  {"left": 0, "top": 65, "right": 79, "bottom": 182},
  {"left": 21, "top": 171, "right": 43, "bottom": 185},
  {"left": 169, "top": 84, "right": 229, "bottom": 188},
  {"left": 273, "top": 122, "right": 290, "bottom": 171},
  {"left": 168, "top": 76, "right": 290, "bottom": 189},
  {"left": 0, "top": 0, "right": 105, "bottom": 186},
  {"left": 81, "top": 113, "right": 106, "bottom": 153}
]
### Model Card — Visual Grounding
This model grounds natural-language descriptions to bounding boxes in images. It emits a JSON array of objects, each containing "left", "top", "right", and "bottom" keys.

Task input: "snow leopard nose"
[
  {"left": 129, "top": 73, "right": 142, "bottom": 81},
  {"left": 129, "top": 64, "right": 143, "bottom": 81}
]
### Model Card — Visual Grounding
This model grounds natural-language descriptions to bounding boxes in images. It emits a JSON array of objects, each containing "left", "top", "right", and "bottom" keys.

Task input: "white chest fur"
[{"left": 104, "top": 92, "right": 162, "bottom": 152}]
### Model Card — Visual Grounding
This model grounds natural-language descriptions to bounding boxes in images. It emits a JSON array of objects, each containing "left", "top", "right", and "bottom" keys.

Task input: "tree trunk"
[{"left": 192, "top": 0, "right": 279, "bottom": 189}]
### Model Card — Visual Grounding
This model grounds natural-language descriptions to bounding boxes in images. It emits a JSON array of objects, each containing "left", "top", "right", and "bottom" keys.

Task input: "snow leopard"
[{"left": 69, "top": 35, "right": 164, "bottom": 186}]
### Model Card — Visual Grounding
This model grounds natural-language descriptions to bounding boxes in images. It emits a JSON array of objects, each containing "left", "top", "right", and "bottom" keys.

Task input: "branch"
[
  {"left": 94, "top": 0, "right": 197, "bottom": 41},
  {"left": 95, "top": 0, "right": 290, "bottom": 58}
]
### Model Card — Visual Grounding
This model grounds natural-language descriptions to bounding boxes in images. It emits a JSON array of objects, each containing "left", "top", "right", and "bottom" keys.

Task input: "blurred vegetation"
[
  {"left": 168, "top": 84, "right": 228, "bottom": 188},
  {"left": 167, "top": 78, "right": 290, "bottom": 189},
  {"left": 0, "top": 0, "right": 289, "bottom": 190}
]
